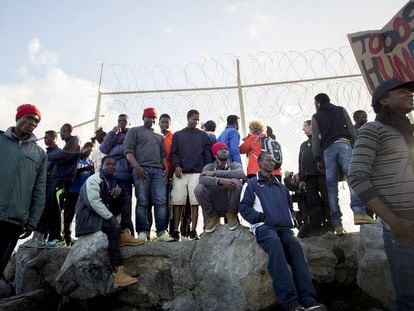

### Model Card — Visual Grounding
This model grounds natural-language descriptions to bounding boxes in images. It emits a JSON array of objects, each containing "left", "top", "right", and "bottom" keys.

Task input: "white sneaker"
[
  {"left": 156, "top": 231, "right": 174, "bottom": 242},
  {"left": 137, "top": 232, "right": 148, "bottom": 241}
]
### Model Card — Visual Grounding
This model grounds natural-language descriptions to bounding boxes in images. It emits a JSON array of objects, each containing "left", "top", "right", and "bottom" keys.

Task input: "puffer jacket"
[
  {"left": 75, "top": 171, "right": 114, "bottom": 236},
  {"left": 0, "top": 127, "right": 47, "bottom": 228}
]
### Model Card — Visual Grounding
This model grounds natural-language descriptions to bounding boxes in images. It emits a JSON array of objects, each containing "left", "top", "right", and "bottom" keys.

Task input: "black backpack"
[{"left": 260, "top": 137, "right": 282, "bottom": 168}]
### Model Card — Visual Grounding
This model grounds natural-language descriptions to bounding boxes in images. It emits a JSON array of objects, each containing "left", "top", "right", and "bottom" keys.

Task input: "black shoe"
[
  {"left": 288, "top": 300, "right": 305, "bottom": 311},
  {"left": 189, "top": 230, "right": 199, "bottom": 240},
  {"left": 171, "top": 230, "right": 180, "bottom": 241},
  {"left": 304, "top": 303, "right": 327, "bottom": 311}
]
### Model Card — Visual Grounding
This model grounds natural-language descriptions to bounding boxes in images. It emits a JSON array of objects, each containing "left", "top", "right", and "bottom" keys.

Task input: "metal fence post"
[
  {"left": 236, "top": 59, "right": 247, "bottom": 137},
  {"left": 94, "top": 63, "right": 104, "bottom": 131}
]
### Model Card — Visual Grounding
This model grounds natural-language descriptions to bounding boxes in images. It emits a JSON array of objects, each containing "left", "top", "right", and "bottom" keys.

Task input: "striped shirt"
[{"left": 348, "top": 121, "right": 414, "bottom": 221}]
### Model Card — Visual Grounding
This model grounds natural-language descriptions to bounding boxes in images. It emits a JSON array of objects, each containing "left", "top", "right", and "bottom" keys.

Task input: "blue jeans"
[
  {"left": 323, "top": 141, "right": 366, "bottom": 228},
  {"left": 383, "top": 228, "right": 414, "bottom": 311},
  {"left": 134, "top": 167, "right": 167, "bottom": 235},
  {"left": 255, "top": 225, "right": 316, "bottom": 310}
]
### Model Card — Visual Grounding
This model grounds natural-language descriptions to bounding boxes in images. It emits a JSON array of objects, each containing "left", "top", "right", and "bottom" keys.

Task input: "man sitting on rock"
[
  {"left": 240, "top": 152, "right": 326, "bottom": 311},
  {"left": 75, "top": 155, "right": 143, "bottom": 288},
  {"left": 194, "top": 142, "right": 244, "bottom": 233}
]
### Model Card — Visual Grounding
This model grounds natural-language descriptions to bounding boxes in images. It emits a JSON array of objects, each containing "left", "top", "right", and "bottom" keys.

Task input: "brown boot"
[
  {"left": 113, "top": 266, "right": 138, "bottom": 288},
  {"left": 119, "top": 229, "right": 145, "bottom": 246},
  {"left": 226, "top": 212, "right": 239, "bottom": 230},
  {"left": 205, "top": 216, "right": 220, "bottom": 233}
]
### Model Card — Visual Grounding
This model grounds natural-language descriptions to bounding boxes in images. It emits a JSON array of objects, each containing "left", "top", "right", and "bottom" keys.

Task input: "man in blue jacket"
[
  {"left": 240, "top": 152, "right": 325, "bottom": 311},
  {"left": 218, "top": 115, "right": 242, "bottom": 165},
  {"left": 0, "top": 104, "right": 47, "bottom": 277}
]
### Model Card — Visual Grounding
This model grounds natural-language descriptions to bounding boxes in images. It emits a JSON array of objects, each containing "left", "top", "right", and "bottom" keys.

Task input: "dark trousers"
[
  {"left": 0, "top": 221, "right": 22, "bottom": 276},
  {"left": 101, "top": 219, "right": 122, "bottom": 270},
  {"left": 63, "top": 192, "right": 79, "bottom": 240},
  {"left": 37, "top": 181, "right": 65, "bottom": 241},
  {"left": 256, "top": 225, "right": 316, "bottom": 309},
  {"left": 114, "top": 181, "right": 134, "bottom": 234},
  {"left": 304, "top": 176, "right": 332, "bottom": 230},
  {"left": 108, "top": 193, "right": 134, "bottom": 233}
]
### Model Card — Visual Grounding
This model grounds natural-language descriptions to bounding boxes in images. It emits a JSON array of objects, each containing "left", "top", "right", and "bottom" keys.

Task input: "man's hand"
[
  {"left": 298, "top": 181, "right": 306, "bottom": 190},
  {"left": 218, "top": 178, "right": 237, "bottom": 191},
  {"left": 317, "top": 162, "right": 325, "bottom": 172},
  {"left": 163, "top": 168, "right": 169, "bottom": 183},
  {"left": 201, "top": 171, "right": 215, "bottom": 177},
  {"left": 175, "top": 167, "right": 183, "bottom": 178},
  {"left": 110, "top": 186, "right": 123, "bottom": 199},
  {"left": 112, "top": 126, "right": 121, "bottom": 134},
  {"left": 19, "top": 225, "right": 33, "bottom": 239},
  {"left": 390, "top": 218, "right": 414, "bottom": 244},
  {"left": 134, "top": 165, "right": 146, "bottom": 181}
]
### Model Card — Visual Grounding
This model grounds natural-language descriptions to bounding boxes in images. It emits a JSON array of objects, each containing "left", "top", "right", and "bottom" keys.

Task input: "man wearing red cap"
[
  {"left": 195, "top": 142, "right": 244, "bottom": 233},
  {"left": 0, "top": 104, "right": 47, "bottom": 277},
  {"left": 124, "top": 107, "right": 173, "bottom": 242}
]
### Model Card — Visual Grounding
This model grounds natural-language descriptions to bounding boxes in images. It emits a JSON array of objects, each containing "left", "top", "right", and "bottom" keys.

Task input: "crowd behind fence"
[{"left": 66, "top": 47, "right": 374, "bottom": 233}]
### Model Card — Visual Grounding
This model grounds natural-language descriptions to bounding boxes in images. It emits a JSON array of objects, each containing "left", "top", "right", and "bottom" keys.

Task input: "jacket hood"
[{"left": 4, "top": 127, "right": 39, "bottom": 143}]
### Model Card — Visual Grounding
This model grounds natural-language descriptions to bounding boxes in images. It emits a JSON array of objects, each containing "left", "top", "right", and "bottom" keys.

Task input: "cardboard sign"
[{"left": 348, "top": 0, "right": 414, "bottom": 94}]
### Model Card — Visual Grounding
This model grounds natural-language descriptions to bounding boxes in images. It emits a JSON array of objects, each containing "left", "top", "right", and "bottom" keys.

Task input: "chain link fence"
[{"left": 96, "top": 47, "right": 371, "bottom": 175}]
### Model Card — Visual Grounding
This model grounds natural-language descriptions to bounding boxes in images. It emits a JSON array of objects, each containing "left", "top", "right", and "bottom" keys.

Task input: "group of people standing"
[{"left": 1, "top": 78, "right": 413, "bottom": 310}]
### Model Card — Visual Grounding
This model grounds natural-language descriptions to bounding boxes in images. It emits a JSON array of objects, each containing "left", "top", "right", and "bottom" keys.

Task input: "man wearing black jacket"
[
  {"left": 311, "top": 94, "right": 374, "bottom": 235},
  {"left": 298, "top": 120, "right": 331, "bottom": 237},
  {"left": 40, "top": 123, "right": 80, "bottom": 247},
  {"left": 170, "top": 109, "right": 211, "bottom": 240}
]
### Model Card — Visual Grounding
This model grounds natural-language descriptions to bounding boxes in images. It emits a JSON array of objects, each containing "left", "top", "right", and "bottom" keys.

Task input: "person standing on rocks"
[
  {"left": 124, "top": 107, "right": 173, "bottom": 242},
  {"left": 170, "top": 109, "right": 212, "bottom": 241},
  {"left": 348, "top": 79, "right": 414, "bottom": 310},
  {"left": 311, "top": 93, "right": 374, "bottom": 235},
  {"left": 240, "top": 152, "right": 326, "bottom": 311},
  {"left": 75, "top": 155, "right": 143, "bottom": 288},
  {"left": 0, "top": 104, "right": 47, "bottom": 277}
]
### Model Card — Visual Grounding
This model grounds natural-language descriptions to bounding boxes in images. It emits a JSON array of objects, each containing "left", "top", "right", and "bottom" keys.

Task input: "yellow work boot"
[
  {"left": 226, "top": 213, "right": 239, "bottom": 231},
  {"left": 205, "top": 216, "right": 220, "bottom": 233},
  {"left": 335, "top": 227, "right": 346, "bottom": 235},
  {"left": 113, "top": 266, "right": 138, "bottom": 288},
  {"left": 354, "top": 214, "right": 376, "bottom": 225},
  {"left": 119, "top": 229, "right": 145, "bottom": 246}
]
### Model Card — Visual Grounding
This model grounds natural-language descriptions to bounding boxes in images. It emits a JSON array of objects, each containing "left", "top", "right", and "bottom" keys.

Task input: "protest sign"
[{"left": 348, "top": 0, "right": 414, "bottom": 94}]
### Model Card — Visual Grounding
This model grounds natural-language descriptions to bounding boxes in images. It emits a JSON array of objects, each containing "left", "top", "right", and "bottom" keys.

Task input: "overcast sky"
[{"left": 0, "top": 0, "right": 407, "bottom": 138}]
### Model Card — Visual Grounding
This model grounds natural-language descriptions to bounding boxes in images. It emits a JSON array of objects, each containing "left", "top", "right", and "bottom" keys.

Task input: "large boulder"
[
  {"left": 9, "top": 224, "right": 393, "bottom": 310},
  {"left": 55, "top": 231, "right": 113, "bottom": 299},
  {"left": 356, "top": 223, "right": 394, "bottom": 309},
  {"left": 300, "top": 232, "right": 359, "bottom": 285},
  {"left": 56, "top": 226, "right": 274, "bottom": 310},
  {"left": 14, "top": 241, "right": 69, "bottom": 294}
]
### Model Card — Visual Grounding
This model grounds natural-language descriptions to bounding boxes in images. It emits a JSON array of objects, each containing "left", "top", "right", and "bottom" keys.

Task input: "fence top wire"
[
  {"left": 96, "top": 47, "right": 371, "bottom": 176},
  {"left": 99, "top": 47, "right": 361, "bottom": 93}
]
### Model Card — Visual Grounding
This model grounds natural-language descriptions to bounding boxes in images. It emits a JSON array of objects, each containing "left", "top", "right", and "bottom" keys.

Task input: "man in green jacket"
[{"left": 0, "top": 104, "right": 47, "bottom": 277}]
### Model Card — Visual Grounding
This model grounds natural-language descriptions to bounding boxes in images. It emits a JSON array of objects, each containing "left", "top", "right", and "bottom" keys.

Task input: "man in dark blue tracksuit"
[{"left": 240, "top": 152, "right": 325, "bottom": 311}]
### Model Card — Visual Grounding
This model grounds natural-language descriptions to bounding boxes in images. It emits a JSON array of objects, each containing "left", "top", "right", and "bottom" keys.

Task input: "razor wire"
[
  {"left": 93, "top": 46, "right": 372, "bottom": 232},
  {"left": 96, "top": 47, "right": 371, "bottom": 174}
]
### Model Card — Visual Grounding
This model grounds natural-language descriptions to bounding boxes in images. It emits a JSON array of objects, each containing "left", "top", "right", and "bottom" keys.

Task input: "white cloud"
[
  {"left": 28, "top": 38, "right": 60, "bottom": 67},
  {"left": 164, "top": 28, "right": 174, "bottom": 34},
  {"left": 0, "top": 39, "right": 98, "bottom": 146}
]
